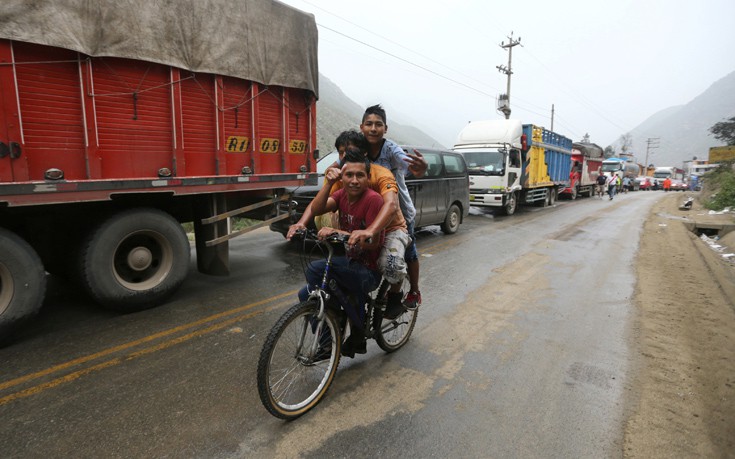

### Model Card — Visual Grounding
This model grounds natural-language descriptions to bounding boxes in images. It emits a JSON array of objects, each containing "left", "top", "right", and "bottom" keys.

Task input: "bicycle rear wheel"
[
  {"left": 373, "top": 281, "right": 418, "bottom": 353},
  {"left": 257, "top": 300, "right": 342, "bottom": 419}
]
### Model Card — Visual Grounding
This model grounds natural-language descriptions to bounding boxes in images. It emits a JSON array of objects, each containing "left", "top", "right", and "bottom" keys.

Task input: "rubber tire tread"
[
  {"left": 257, "top": 300, "right": 342, "bottom": 420},
  {"left": 441, "top": 204, "right": 461, "bottom": 234},
  {"left": 0, "top": 228, "right": 46, "bottom": 345},
  {"left": 373, "top": 278, "right": 418, "bottom": 353},
  {"left": 503, "top": 192, "right": 517, "bottom": 215},
  {"left": 79, "top": 208, "right": 190, "bottom": 312}
]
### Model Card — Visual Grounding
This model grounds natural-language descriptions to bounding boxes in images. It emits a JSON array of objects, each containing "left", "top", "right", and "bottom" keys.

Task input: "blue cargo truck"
[{"left": 453, "top": 119, "right": 572, "bottom": 215}]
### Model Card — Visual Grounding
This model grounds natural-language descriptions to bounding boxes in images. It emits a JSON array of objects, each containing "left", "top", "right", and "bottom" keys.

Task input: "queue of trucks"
[
  {"left": 453, "top": 119, "right": 573, "bottom": 215},
  {"left": 0, "top": 1, "right": 319, "bottom": 341}
]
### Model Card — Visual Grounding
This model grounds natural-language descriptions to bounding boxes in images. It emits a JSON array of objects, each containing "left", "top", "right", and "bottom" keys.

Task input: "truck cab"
[{"left": 453, "top": 120, "right": 524, "bottom": 214}]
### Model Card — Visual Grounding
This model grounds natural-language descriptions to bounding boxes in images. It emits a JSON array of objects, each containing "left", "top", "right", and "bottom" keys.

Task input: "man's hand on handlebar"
[
  {"left": 348, "top": 229, "right": 373, "bottom": 247},
  {"left": 286, "top": 222, "right": 307, "bottom": 240}
]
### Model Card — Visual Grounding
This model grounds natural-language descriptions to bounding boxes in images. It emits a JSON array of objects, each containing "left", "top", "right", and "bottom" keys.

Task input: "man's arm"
[
  {"left": 348, "top": 191, "right": 397, "bottom": 246},
  {"left": 286, "top": 165, "right": 341, "bottom": 240},
  {"left": 311, "top": 173, "right": 339, "bottom": 216}
]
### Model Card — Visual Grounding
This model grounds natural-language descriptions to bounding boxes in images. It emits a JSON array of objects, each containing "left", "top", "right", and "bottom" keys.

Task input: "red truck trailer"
[
  {"left": 560, "top": 142, "right": 604, "bottom": 199},
  {"left": 0, "top": 0, "right": 319, "bottom": 341}
]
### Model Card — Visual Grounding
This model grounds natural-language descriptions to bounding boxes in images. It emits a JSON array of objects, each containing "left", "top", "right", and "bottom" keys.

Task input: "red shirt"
[{"left": 331, "top": 187, "right": 385, "bottom": 271}]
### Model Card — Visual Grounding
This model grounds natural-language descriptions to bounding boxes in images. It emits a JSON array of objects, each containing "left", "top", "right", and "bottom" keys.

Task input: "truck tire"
[
  {"left": 502, "top": 192, "right": 517, "bottom": 215},
  {"left": 80, "top": 209, "right": 190, "bottom": 312},
  {"left": 0, "top": 228, "right": 46, "bottom": 344},
  {"left": 441, "top": 204, "right": 461, "bottom": 234},
  {"left": 548, "top": 188, "right": 557, "bottom": 206},
  {"left": 569, "top": 186, "right": 578, "bottom": 200}
]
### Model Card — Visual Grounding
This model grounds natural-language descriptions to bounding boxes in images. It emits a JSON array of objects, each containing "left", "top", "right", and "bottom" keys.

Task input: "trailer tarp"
[{"left": 0, "top": 0, "right": 319, "bottom": 97}]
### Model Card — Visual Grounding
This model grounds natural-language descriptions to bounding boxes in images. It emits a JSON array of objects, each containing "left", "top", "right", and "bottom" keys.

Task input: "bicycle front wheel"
[{"left": 257, "top": 300, "right": 342, "bottom": 419}]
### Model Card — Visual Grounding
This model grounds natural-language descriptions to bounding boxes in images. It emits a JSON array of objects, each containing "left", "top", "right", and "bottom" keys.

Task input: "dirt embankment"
[{"left": 624, "top": 193, "right": 735, "bottom": 457}]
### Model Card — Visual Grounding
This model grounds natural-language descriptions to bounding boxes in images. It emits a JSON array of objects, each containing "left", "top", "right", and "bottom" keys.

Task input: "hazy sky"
[{"left": 278, "top": 0, "right": 735, "bottom": 149}]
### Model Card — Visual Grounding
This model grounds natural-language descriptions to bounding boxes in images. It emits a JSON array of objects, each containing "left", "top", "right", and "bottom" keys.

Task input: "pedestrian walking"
[{"left": 607, "top": 174, "right": 619, "bottom": 200}]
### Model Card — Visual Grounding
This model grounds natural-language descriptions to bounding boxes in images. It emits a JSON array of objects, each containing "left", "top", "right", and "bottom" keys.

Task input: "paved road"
[{"left": 0, "top": 191, "right": 665, "bottom": 458}]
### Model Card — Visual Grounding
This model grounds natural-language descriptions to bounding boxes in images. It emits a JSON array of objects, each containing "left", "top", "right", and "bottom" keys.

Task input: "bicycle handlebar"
[{"left": 292, "top": 229, "right": 372, "bottom": 246}]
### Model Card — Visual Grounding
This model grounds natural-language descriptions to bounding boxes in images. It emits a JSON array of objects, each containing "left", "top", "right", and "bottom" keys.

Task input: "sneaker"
[
  {"left": 384, "top": 291, "right": 405, "bottom": 320},
  {"left": 340, "top": 333, "right": 367, "bottom": 358},
  {"left": 404, "top": 291, "right": 421, "bottom": 310}
]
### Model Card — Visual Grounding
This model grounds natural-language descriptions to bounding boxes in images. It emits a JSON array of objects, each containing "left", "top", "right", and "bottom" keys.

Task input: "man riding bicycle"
[
  {"left": 288, "top": 131, "right": 410, "bottom": 320},
  {"left": 297, "top": 148, "right": 386, "bottom": 356}
]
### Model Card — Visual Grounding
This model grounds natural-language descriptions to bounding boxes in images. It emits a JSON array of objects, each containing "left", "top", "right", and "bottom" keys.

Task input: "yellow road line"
[
  {"left": 0, "top": 290, "right": 297, "bottom": 392},
  {"left": 0, "top": 301, "right": 289, "bottom": 406}
]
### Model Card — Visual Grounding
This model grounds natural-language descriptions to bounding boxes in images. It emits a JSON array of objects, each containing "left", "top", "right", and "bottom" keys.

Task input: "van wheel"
[
  {"left": 503, "top": 192, "right": 517, "bottom": 215},
  {"left": 80, "top": 209, "right": 191, "bottom": 312},
  {"left": 0, "top": 228, "right": 46, "bottom": 345},
  {"left": 441, "top": 204, "right": 461, "bottom": 234}
]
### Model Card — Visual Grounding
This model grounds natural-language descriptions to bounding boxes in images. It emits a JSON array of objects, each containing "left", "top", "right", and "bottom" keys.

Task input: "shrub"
[{"left": 702, "top": 160, "right": 735, "bottom": 210}]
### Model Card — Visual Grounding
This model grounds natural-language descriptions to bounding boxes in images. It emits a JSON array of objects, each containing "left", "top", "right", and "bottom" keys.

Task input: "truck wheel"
[
  {"left": 548, "top": 188, "right": 557, "bottom": 206},
  {"left": 441, "top": 204, "right": 461, "bottom": 234},
  {"left": 0, "top": 228, "right": 46, "bottom": 344},
  {"left": 570, "top": 186, "right": 578, "bottom": 200},
  {"left": 80, "top": 209, "right": 191, "bottom": 312},
  {"left": 503, "top": 192, "right": 517, "bottom": 215}
]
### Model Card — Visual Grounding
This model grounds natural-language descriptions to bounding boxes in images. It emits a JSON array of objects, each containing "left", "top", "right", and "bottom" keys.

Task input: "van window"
[
  {"left": 443, "top": 154, "right": 466, "bottom": 175},
  {"left": 423, "top": 152, "right": 442, "bottom": 178}
]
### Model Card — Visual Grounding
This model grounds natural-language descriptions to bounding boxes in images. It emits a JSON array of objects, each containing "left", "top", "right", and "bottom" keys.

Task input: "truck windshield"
[
  {"left": 601, "top": 163, "right": 622, "bottom": 173},
  {"left": 463, "top": 151, "right": 505, "bottom": 175},
  {"left": 653, "top": 172, "right": 672, "bottom": 179}
]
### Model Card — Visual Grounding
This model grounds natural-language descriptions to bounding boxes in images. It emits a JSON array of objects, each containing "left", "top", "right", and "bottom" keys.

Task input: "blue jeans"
[
  {"left": 608, "top": 184, "right": 616, "bottom": 199},
  {"left": 298, "top": 257, "right": 381, "bottom": 326}
]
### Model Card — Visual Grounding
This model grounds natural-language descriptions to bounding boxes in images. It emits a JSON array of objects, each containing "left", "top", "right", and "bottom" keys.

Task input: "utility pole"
[
  {"left": 644, "top": 137, "right": 660, "bottom": 172},
  {"left": 550, "top": 104, "right": 555, "bottom": 131},
  {"left": 496, "top": 32, "right": 521, "bottom": 119}
]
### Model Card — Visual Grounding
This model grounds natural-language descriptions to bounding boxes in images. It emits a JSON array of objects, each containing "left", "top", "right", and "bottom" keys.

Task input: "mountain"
[
  {"left": 315, "top": 74, "right": 443, "bottom": 157},
  {"left": 616, "top": 70, "right": 735, "bottom": 167}
]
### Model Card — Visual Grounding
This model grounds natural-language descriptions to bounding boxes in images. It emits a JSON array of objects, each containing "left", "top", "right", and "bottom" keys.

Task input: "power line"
[
  {"left": 300, "top": 0, "right": 500, "bottom": 93},
  {"left": 295, "top": 1, "right": 625, "bottom": 140},
  {"left": 318, "top": 24, "right": 495, "bottom": 98}
]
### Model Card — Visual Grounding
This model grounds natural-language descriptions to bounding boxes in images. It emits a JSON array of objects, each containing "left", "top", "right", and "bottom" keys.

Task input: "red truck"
[
  {"left": 560, "top": 142, "right": 604, "bottom": 199},
  {"left": 0, "top": 0, "right": 318, "bottom": 341}
]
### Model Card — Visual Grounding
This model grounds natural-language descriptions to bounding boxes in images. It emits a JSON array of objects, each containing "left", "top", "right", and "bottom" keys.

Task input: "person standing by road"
[
  {"left": 607, "top": 174, "right": 619, "bottom": 200},
  {"left": 622, "top": 176, "right": 631, "bottom": 193},
  {"left": 663, "top": 177, "right": 672, "bottom": 192},
  {"left": 595, "top": 172, "right": 607, "bottom": 198}
]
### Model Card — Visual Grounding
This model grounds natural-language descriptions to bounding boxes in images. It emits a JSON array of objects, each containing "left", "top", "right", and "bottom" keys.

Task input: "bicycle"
[{"left": 256, "top": 230, "right": 418, "bottom": 420}]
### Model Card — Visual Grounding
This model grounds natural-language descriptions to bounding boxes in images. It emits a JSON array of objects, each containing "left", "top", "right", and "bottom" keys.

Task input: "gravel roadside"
[{"left": 624, "top": 192, "right": 735, "bottom": 457}]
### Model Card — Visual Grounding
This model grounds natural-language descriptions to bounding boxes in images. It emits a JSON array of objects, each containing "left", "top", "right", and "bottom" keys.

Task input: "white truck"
[{"left": 453, "top": 119, "right": 572, "bottom": 215}]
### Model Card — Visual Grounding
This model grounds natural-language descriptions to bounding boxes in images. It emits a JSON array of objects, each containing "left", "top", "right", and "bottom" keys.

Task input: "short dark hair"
[
  {"left": 362, "top": 104, "right": 386, "bottom": 125},
  {"left": 334, "top": 130, "right": 367, "bottom": 153},
  {"left": 340, "top": 147, "right": 371, "bottom": 176}
]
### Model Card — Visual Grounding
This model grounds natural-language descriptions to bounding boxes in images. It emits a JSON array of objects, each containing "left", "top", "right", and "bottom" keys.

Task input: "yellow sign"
[
  {"left": 260, "top": 138, "right": 280, "bottom": 153},
  {"left": 225, "top": 136, "right": 249, "bottom": 152},
  {"left": 709, "top": 146, "right": 735, "bottom": 163},
  {"left": 289, "top": 140, "right": 307, "bottom": 154}
]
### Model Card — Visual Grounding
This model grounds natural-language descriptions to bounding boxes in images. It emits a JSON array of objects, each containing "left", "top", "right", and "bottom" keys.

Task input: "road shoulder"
[{"left": 624, "top": 193, "right": 735, "bottom": 457}]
